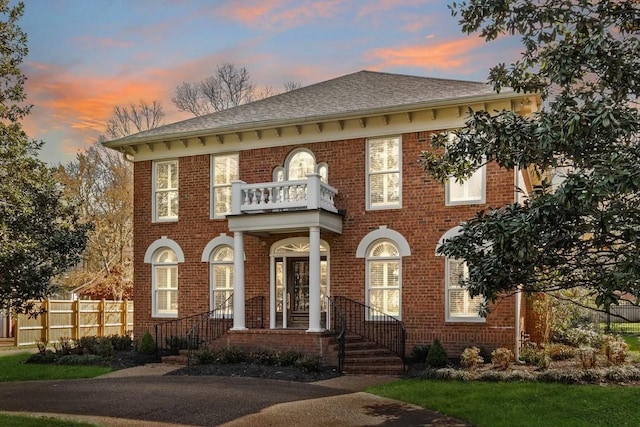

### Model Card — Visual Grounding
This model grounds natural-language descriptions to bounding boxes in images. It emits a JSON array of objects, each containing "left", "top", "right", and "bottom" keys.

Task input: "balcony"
[
  {"left": 228, "top": 174, "right": 342, "bottom": 236},
  {"left": 231, "top": 173, "right": 338, "bottom": 215}
]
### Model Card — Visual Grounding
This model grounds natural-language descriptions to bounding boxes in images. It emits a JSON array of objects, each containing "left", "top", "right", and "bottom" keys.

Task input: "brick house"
[{"left": 104, "top": 70, "right": 540, "bottom": 370}]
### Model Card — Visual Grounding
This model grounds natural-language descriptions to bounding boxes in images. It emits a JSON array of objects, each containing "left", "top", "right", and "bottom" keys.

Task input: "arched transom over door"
[{"left": 270, "top": 237, "right": 330, "bottom": 329}]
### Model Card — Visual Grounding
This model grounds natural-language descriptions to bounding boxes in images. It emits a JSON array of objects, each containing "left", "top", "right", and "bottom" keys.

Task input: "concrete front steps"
[{"left": 336, "top": 335, "right": 405, "bottom": 375}]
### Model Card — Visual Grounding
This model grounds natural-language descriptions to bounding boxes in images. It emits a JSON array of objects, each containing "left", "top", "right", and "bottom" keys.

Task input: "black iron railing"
[
  {"left": 327, "top": 297, "right": 346, "bottom": 372},
  {"left": 153, "top": 295, "right": 265, "bottom": 359},
  {"left": 331, "top": 295, "right": 406, "bottom": 364}
]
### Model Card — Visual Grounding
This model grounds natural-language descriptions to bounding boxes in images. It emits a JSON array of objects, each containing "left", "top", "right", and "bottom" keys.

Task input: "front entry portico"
[{"left": 227, "top": 207, "right": 342, "bottom": 333}]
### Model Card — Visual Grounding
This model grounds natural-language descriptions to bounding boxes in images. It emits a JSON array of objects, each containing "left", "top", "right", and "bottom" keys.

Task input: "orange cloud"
[
  {"left": 367, "top": 37, "right": 487, "bottom": 72},
  {"left": 217, "top": 0, "right": 347, "bottom": 30}
]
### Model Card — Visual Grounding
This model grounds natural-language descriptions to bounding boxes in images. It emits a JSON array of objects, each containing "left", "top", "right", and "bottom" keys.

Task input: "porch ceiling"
[{"left": 227, "top": 208, "right": 343, "bottom": 236}]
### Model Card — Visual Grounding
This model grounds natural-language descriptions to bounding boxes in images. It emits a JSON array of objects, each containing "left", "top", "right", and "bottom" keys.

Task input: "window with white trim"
[
  {"left": 210, "top": 245, "right": 234, "bottom": 313},
  {"left": 446, "top": 258, "right": 484, "bottom": 321},
  {"left": 152, "top": 248, "right": 178, "bottom": 317},
  {"left": 366, "top": 240, "right": 401, "bottom": 318},
  {"left": 211, "top": 154, "right": 239, "bottom": 218},
  {"left": 367, "top": 137, "right": 401, "bottom": 209},
  {"left": 153, "top": 160, "right": 178, "bottom": 221},
  {"left": 445, "top": 133, "right": 485, "bottom": 205}
]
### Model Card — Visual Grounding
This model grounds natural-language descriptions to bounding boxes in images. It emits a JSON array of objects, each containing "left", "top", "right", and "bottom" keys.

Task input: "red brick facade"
[{"left": 133, "top": 128, "right": 522, "bottom": 358}]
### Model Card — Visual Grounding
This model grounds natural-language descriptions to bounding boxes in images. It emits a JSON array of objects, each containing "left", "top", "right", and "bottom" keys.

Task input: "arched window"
[
  {"left": 366, "top": 240, "right": 401, "bottom": 319},
  {"left": 286, "top": 149, "right": 315, "bottom": 181},
  {"left": 152, "top": 248, "right": 178, "bottom": 318},
  {"left": 210, "top": 245, "right": 234, "bottom": 312}
]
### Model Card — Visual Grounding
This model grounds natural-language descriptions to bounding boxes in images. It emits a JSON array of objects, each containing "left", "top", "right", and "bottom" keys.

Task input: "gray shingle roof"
[{"left": 107, "top": 70, "right": 508, "bottom": 145}]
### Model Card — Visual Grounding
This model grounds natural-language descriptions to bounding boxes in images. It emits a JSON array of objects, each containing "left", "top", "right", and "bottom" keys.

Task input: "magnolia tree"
[
  {"left": 0, "top": 1, "right": 89, "bottom": 313},
  {"left": 421, "top": 1, "right": 640, "bottom": 314}
]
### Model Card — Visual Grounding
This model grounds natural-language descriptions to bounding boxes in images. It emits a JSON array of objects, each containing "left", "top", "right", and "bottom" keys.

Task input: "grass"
[
  {"left": 622, "top": 334, "right": 640, "bottom": 352},
  {"left": 368, "top": 379, "right": 640, "bottom": 427},
  {"left": 0, "top": 352, "right": 112, "bottom": 382},
  {"left": 0, "top": 414, "right": 95, "bottom": 427}
]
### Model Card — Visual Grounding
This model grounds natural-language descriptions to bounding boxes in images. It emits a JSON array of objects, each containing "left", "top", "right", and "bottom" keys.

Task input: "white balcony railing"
[{"left": 231, "top": 173, "right": 338, "bottom": 215}]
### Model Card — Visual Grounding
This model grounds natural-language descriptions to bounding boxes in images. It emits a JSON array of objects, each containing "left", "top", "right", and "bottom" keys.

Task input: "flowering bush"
[
  {"left": 460, "top": 346, "right": 484, "bottom": 370},
  {"left": 491, "top": 348, "right": 514, "bottom": 370}
]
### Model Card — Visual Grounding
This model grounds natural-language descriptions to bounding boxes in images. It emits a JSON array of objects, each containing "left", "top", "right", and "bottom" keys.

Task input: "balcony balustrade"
[{"left": 231, "top": 173, "right": 338, "bottom": 215}]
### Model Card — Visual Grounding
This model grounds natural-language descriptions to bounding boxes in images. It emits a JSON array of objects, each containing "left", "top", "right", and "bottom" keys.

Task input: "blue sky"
[{"left": 19, "top": 0, "right": 521, "bottom": 164}]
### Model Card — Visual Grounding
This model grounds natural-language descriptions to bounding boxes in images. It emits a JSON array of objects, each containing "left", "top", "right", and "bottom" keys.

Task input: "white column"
[
  {"left": 269, "top": 255, "right": 276, "bottom": 329},
  {"left": 307, "top": 226, "right": 322, "bottom": 332},
  {"left": 232, "top": 231, "right": 246, "bottom": 330}
]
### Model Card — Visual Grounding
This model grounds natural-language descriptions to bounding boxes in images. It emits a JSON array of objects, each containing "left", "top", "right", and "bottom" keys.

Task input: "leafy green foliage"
[
  {"left": 421, "top": 1, "right": 640, "bottom": 313},
  {"left": 136, "top": 331, "right": 156, "bottom": 354},
  {"left": 426, "top": 339, "right": 448, "bottom": 368},
  {"left": 0, "top": 0, "right": 90, "bottom": 314}
]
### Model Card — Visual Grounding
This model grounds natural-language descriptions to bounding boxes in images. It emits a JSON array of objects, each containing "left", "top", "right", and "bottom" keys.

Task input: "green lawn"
[
  {"left": 0, "top": 413, "right": 95, "bottom": 427},
  {"left": 0, "top": 352, "right": 112, "bottom": 382},
  {"left": 368, "top": 379, "right": 640, "bottom": 427},
  {"left": 623, "top": 334, "right": 640, "bottom": 352}
]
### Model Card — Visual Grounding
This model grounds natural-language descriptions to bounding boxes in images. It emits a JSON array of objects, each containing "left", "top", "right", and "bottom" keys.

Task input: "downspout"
[{"left": 514, "top": 166, "right": 522, "bottom": 359}]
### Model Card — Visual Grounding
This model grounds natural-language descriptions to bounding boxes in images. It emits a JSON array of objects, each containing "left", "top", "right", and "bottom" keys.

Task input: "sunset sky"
[{"left": 20, "top": 0, "right": 522, "bottom": 165}]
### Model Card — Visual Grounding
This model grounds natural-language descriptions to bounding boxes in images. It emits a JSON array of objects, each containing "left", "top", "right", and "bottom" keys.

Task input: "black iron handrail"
[
  {"left": 327, "top": 297, "right": 346, "bottom": 372},
  {"left": 331, "top": 295, "right": 406, "bottom": 365},
  {"left": 153, "top": 295, "right": 265, "bottom": 359}
]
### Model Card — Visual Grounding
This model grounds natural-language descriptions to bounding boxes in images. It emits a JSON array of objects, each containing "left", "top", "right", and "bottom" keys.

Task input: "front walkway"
[{"left": 0, "top": 365, "right": 470, "bottom": 426}]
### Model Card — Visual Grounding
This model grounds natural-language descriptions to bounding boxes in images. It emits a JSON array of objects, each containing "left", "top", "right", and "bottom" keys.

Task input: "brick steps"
[
  {"left": 333, "top": 334, "right": 405, "bottom": 375},
  {"left": 161, "top": 349, "right": 189, "bottom": 365}
]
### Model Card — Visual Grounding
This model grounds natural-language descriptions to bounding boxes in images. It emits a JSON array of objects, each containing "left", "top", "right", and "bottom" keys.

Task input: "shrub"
[
  {"left": 249, "top": 348, "right": 278, "bottom": 365},
  {"left": 294, "top": 355, "right": 322, "bottom": 372},
  {"left": 491, "top": 348, "right": 514, "bottom": 370},
  {"left": 26, "top": 350, "right": 57, "bottom": 364},
  {"left": 191, "top": 348, "right": 217, "bottom": 365},
  {"left": 137, "top": 331, "right": 156, "bottom": 354},
  {"left": 577, "top": 347, "right": 598, "bottom": 369},
  {"left": 460, "top": 346, "right": 484, "bottom": 370},
  {"left": 79, "top": 336, "right": 114, "bottom": 359},
  {"left": 544, "top": 343, "right": 576, "bottom": 361},
  {"left": 601, "top": 335, "right": 628, "bottom": 366},
  {"left": 275, "top": 350, "right": 302, "bottom": 367},
  {"left": 410, "top": 344, "right": 430, "bottom": 363},
  {"left": 217, "top": 347, "right": 246, "bottom": 364},
  {"left": 109, "top": 334, "right": 133, "bottom": 351},
  {"left": 426, "top": 339, "right": 448, "bottom": 368}
]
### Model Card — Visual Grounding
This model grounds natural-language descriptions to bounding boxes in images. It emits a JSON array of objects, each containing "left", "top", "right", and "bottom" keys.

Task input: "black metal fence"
[
  {"left": 587, "top": 303, "right": 640, "bottom": 334},
  {"left": 154, "top": 295, "right": 265, "bottom": 358}
]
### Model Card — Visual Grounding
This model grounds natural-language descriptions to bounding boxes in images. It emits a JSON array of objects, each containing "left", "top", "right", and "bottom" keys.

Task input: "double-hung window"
[
  {"left": 154, "top": 160, "right": 178, "bottom": 221},
  {"left": 445, "top": 133, "right": 485, "bottom": 205},
  {"left": 367, "top": 137, "right": 401, "bottom": 209},
  {"left": 211, "top": 154, "right": 239, "bottom": 218},
  {"left": 152, "top": 248, "right": 178, "bottom": 317},
  {"left": 446, "top": 258, "right": 484, "bottom": 322}
]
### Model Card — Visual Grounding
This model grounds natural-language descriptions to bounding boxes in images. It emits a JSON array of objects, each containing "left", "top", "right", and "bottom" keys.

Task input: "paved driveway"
[{"left": 0, "top": 373, "right": 469, "bottom": 426}]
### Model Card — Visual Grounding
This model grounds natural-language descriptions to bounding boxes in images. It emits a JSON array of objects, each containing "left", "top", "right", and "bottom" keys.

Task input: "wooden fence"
[{"left": 13, "top": 299, "right": 134, "bottom": 346}]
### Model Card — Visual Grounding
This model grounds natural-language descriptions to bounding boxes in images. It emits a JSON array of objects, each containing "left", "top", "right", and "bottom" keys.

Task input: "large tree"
[
  {"left": 0, "top": 1, "right": 90, "bottom": 313},
  {"left": 59, "top": 101, "right": 164, "bottom": 300},
  {"left": 57, "top": 140, "right": 133, "bottom": 300},
  {"left": 421, "top": 1, "right": 640, "bottom": 314},
  {"left": 172, "top": 62, "right": 302, "bottom": 116}
]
